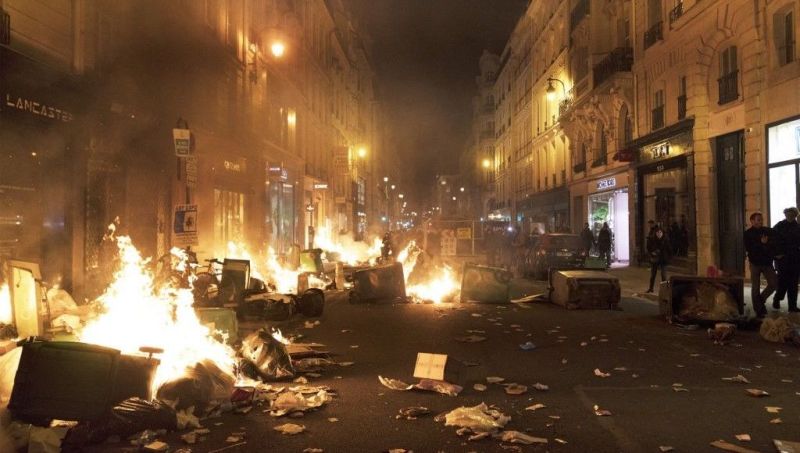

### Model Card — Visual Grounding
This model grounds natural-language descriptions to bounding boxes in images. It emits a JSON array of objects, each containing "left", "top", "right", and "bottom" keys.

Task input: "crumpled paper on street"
[
  {"left": 378, "top": 376, "right": 462, "bottom": 396},
  {"left": 268, "top": 390, "right": 330, "bottom": 416},
  {"left": 497, "top": 431, "right": 547, "bottom": 444},
  {"left": 708, "top": 322, "right": 736, "bottom": 344},
  {"left": 442, "top": 403, "right": 510, "bottom": 433},
  {"left": 274, "top": 423, "right": 305, "bottom": 435}
]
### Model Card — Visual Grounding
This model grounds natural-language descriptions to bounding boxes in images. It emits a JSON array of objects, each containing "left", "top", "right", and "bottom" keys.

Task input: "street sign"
[
  {"left": 173, "top": 128, "right": 191, "bottom": 157},
  {"left": 185, "top": 156, "right": 198, "bottom": 188},
  {"left": 456, "top": 227, "right": 472, "bottom": 239},
  {"left": 441, "top": 229, "right": 456, "bottom": 256},
  {"left": 173, "top": 204, "right": 198, "bottom": 246}
]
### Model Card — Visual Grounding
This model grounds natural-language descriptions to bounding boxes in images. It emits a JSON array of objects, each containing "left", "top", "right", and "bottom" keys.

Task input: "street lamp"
[
  {"left": 398, "top": 193, "right": 404, "bottom": 199},
  {"left": 460, "top": 187, "right": 465, "bottom": 192},
  {"left": 271, "top": 41, "right": 286, "bottom": 58},
  {"left": 481, "top": 158, "right": 491, "bottom": 169},
  {"left": 357, "top": 147, "right": 367, "bottom": 158},
  {"left": 383, "top": 176, "right": 389, "bottom": 182},
  {"left": 391, "top": 184, "right": 396, "bottom": 190},
  {"left": 546, "top": 77, "right": 566, "bottom": 101}
]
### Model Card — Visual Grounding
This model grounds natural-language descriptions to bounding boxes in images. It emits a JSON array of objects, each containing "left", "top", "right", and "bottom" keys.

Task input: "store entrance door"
[{"left": 716, "top": 131, "right": 744, "bottom": 275}]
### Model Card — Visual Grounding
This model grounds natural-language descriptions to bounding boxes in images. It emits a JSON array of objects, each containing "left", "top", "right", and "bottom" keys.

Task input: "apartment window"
[
  {"left": 718, "top": 46, "right": 739, "bottom": 105},
  {"left": 775, "top": 9, "right": 796, "bottom": 66},
  {"left": 619, "top": 104, "right": 633, "bottom": 145},
  {"left": 593, "top": 125, "right": 608, "bottom": 167},
  {"left": 677, "top": 76, "right": 687, "bottom": 120},
  {"left": 652, "top": 89, "right": 665, "bottom": 130}
]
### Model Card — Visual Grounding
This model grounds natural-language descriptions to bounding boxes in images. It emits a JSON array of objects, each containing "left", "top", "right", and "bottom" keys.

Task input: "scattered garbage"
[
  {"left": 473, "top": 383, "right": 487, "bottom": 391},
  {"left": 594, "top": 368, "right": 611, "bottom": 378},
  {"left": 503, "top": 384, "right": 527, "bottom": 395},
  {"left": 593, "top": 405, "right": 612, "bottom": 416},
  {"left": 765, "top": 406, "right": 782, "bottom": 413},
  {"left": 486, "top": 376, "right": 505, "bottom": 384},
  {"left": 774, "top": 439, "right": 800, "bottom": 452},
  {"left": 157, "top": 360, "right": 235, "bottom": 412},
  {"left": 710, "top": 439, "right": 760, "bottom": 453},
  {"left": 722, "top": 375, "right": 750, "bottom": 384},
  {"left": 274, "top": 423, "right": 305, "bottom": 435},
  {"left": 239, "top": 329, "right": 295, "bottom": 381},
  {"left": 454, "top": 335, "right": 486, "bottom": 343},
  {"left": 498, "top": 431, "right": 547, "bottom": 444},
  {"left": 708, "top": 323, "right": 736, "bottom": 345},
  {"left": 735, "top": 434, "right": 751, "bottom": 441},
  {"left": 770, "top": 418, "right": 783, "bottom": 424},
  {"left": 518, "top": 341, "right": 536, "bottom": 351},
  {"left": 378, "top": 376, "right": 462, "bottom": 396},
  {"left": 396, "top": 407, "right": 430, "bottom": 420},
  {"left": 268, "top": 390, "right": 331, "bottom": 417},
  {"left": 532, "top": 383, "right": 549, "bottom": 391},
  {"left": 760, "top": 316, "right": 800, "bottom": 343},
  {"left": 745, "top": 389, "right": 769, "bottom": 397},
  {"left": 525, "top": 403, "right": 546, "bottom": 411},
  {"left": 62, "top": 398, "right": 177, "bottom": 447},
  {"left": 442, "top": 403, "right": 510, "bottom": 433}
]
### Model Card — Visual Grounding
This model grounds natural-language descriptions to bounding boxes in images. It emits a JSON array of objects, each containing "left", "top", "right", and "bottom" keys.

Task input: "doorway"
[{"left": 716, "top": 131, "right": 744, "bottom": 275}]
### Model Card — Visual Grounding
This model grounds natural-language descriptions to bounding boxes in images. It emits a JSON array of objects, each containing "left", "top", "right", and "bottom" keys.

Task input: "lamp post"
[{"left": 545, "top": 77, "right": 567, "bottom": 101}]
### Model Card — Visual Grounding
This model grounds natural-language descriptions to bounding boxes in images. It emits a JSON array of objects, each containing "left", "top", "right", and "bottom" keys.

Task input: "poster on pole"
[
  {"left": 441, "top": 229, "right": 457, "bottom": 256},
  {"left": 185, "top": 155, "right": 198, "bottom": 188},
  {"left": 173, "top": 204, "right": 198, "bottom": 247}
]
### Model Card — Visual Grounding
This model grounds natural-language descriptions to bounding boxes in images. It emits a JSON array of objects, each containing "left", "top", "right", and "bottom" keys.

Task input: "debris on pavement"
[
  {"left": 708, "top": 323, "right": 737, "bottom": 345},
  {"left": 593, "top": 405, "right": 612, "bottom": 416},
  {"left": 378, "top": 376, "right": 414, "bottom": 391},
  {"left": 503, "top": 384, "right": 527, "bottom": 395},
  {"left": 722, "top": 375, "right": 751, "bottom": 384},
  {"left": 377, "top": 376, "right": 462, "bottom": 396},
  {"left": 268, "top": 390, "right": 331, "bottom": 417},
  {"left": 442, "top": 403, "right": 510, "bottom": 433},
  {"left": 709, "top": 439, "right": 760, "bottom": 453},
  {"left": 745, "top": 389, "right": 770, "bottom": 397},
  {"left": 735, "top": 434, "right": 751, "bottom": 441},
  {"left": 239, "top": 329, "right": 295, "bottom": 381},
  {"left": 486, "top": 376, "right": 505, "bottom": 384},
  {"left": 473, "top": 384, "right": 487, "bottom": 391},
  {"left": 774, "top": 439, "right": 800, "bottom": 452},
  {"left": 143, "top": 440, "right": 169, "bottom": 451},
  {"left": 273, "top": 423, "right": 305, "bottom": 435},
  {"left": 497, "top": 430, "right": 547, "bottom": 444},
  {"left": 760, "top": 316, "right": 799, "bottom": 343},
  {"left": 518, "top": 341, "right": 536, "bottom": 351},
  {"left": 765, "top": 406, "right": 782, "bottom": 413},
  {"left": 770, "top": 418, "right": 783, "bottom": 424},
  {"left": 454, "top": 335, "right": 487, "bottom": 343},
  {"left": 532, "top": 383, "right": 549, "bottom": 391},
  {"left": 525, "top": 403, "right": 546, "bottom": 411},
  {"left": 659, "top": 447, "right": 674, "bottom": 452},
  {"left": 397, "top": 406, "right": 431, "bottom": 420},
  {"left": 594, "top": 368, "right": 611, "bottom": 378}
]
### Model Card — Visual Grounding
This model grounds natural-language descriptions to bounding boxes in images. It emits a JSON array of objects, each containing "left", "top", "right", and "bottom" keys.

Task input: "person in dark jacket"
[
  {"left": 597, "top": 222, "right": 613, "bottom": 268},
  {"left": 580, "top": 223, "right": 595, "bottom": 257},
  {"left": 773, "top": 207, "right": 800, "bottom": 312},
  {"left": 646, "top": 226, "right": 671, "bottom": 293},
  {"left": 744, "top": 212, "right": 778, "bottom": 317}
]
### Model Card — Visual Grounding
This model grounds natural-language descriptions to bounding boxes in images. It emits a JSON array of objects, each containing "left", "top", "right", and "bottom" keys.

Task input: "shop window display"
[{"left": 767, "top": 119, "right": 800, "bottom": 225}]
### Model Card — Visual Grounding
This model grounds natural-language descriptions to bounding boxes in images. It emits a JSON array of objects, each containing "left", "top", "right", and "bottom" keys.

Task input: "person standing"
[
  {"left": 580, "top": 223, "right": 595, "bottom": 257},
  {"left": 597, "top": 222, "right": 613, "bottom": 268},
  {"left": 744, "top": 212, "right": 778, "bottom": 318},
  {"left": 646, "top": 226, "right": 671, "bottom": 293},
  {"left": 773, "top": 207, "right": 800, "bottom": 312}
]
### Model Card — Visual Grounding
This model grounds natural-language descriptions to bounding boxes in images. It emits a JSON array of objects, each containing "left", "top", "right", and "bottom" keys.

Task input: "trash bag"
[
  {"left": 442, "top": 403, "right": 510, "bottom": 433},
  {"left": 297, "top": 289, "right": 324, "bottom": 318},
  {"left": 156, "top": 360, "right": 235, "bottom": 411},
  {"left": 760, "top": 316, "right": 798, "bottom": 343},
  {"left": 61, "top": 398, "right": 176, "bottom": 447},
  {"left": 239, "top": 329, "right": 295, "bottom": 381}
]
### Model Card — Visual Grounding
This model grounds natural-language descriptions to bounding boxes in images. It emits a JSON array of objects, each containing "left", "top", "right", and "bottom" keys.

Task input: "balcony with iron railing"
[
  {"left": 717, "top": 70, "right": 739, "bottom": 105},
  {"left": 651, "top": 105, "right": 665, "bottom": 130},
  {"left": 644, "top": 22, "right": 663, "bottom": 49},
  {"left": 570, "top": 0, "right": 590, "bottom": 32},
  {"left": 592, "top": 47, "right": 633, "bottom": 87},
  {"left": 668, "top": 2, "right": 683, "bottom": 24}
]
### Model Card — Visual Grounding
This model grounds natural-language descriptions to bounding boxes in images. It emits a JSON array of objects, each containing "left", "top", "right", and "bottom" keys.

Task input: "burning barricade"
[{"left": 0, "top": 236, "right": 339, "bottom": 451}]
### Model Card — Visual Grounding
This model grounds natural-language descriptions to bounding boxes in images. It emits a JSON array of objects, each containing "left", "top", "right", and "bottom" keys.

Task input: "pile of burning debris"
[{"left": 0, "top": 236, "right": 342, "bottom": 452}]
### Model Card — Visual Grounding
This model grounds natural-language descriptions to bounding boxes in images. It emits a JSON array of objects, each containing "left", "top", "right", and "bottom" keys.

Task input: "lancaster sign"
[{"left": 3, "top": 93, "right": 73, "bottom": 122}]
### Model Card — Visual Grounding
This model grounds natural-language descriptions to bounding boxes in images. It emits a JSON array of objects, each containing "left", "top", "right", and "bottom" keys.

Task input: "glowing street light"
[
  {"left": 481, "top": 158, "right": 491, "bottom": 169},
  {"left": 452, "top": 196, "right": 457, "bottom": 201},
  {"left": 459, "top": 187, "right": 465, "bottom": 192},
  {"left": 398, "top": 193, "right": 404, "bottom": 199},
  {"left": 271, "top": 41, "right": 286, "bottom": 58},
  {"left": 383, "top": 176, "right": 389, "bottom": 182},
  {"left": 391, "top": 184, "right": 396, "bottom": 190},
  {"left": 357, "top": 147, "right": 367, "bottom": 158}
]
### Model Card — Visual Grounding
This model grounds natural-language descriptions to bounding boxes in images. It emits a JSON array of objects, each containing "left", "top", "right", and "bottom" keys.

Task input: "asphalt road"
[{"left": 97, "top": 286, "right": 799, "bottom": 453}]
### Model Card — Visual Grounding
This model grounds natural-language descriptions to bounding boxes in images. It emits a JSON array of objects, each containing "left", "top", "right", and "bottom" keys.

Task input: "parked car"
[{"left": 521, "top": 233, "right": 586, "bottom": 280}]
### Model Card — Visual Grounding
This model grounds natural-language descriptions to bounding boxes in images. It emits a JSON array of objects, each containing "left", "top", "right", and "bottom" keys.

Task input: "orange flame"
[
  {"left": 80, "top": 236, "right": 237, "bottom": 392},
  {"left": 396, "top": 241, "right": 460, "bottom": 304}
]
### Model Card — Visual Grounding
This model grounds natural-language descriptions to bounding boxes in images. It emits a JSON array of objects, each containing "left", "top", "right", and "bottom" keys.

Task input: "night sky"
[{"left": 345, "top": 0, "right": 528, "bottom": 203}]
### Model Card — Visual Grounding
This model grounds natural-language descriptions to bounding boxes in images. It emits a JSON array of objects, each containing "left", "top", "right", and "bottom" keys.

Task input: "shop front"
[
  {"left": 515, "top": 187, "right": 570, "bottom": 234},
  {"left": 766, "top": 116, "right": 800, "bottom": 225},
  {"left": 631, "top": 119, "right": 696, "bottom": 273},
  {"left": 586, "top": 172, "right": 630, "bottom": 264},
  {"left": 268, "top": 163, "right": 297, "bottom": 255},
  {"left": 0, "top": 47, "right": 85, "bottom": 291}
]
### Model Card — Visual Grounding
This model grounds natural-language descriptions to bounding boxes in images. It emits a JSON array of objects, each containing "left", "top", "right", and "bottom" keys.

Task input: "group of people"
[
  {"left": 745, "top": 207, "right": 800, "bottom": 317},
  {"left": 579, "top": 222, "right": 614, "bottom": 268}
]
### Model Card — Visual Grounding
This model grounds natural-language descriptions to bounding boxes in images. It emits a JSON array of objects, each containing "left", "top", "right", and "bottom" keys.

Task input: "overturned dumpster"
[
  {"left": 548, "top": 269, "right": 620, "bottom": 310},
  {"left": 658, "top": 276, "right": 744, "bottom": 323}
]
